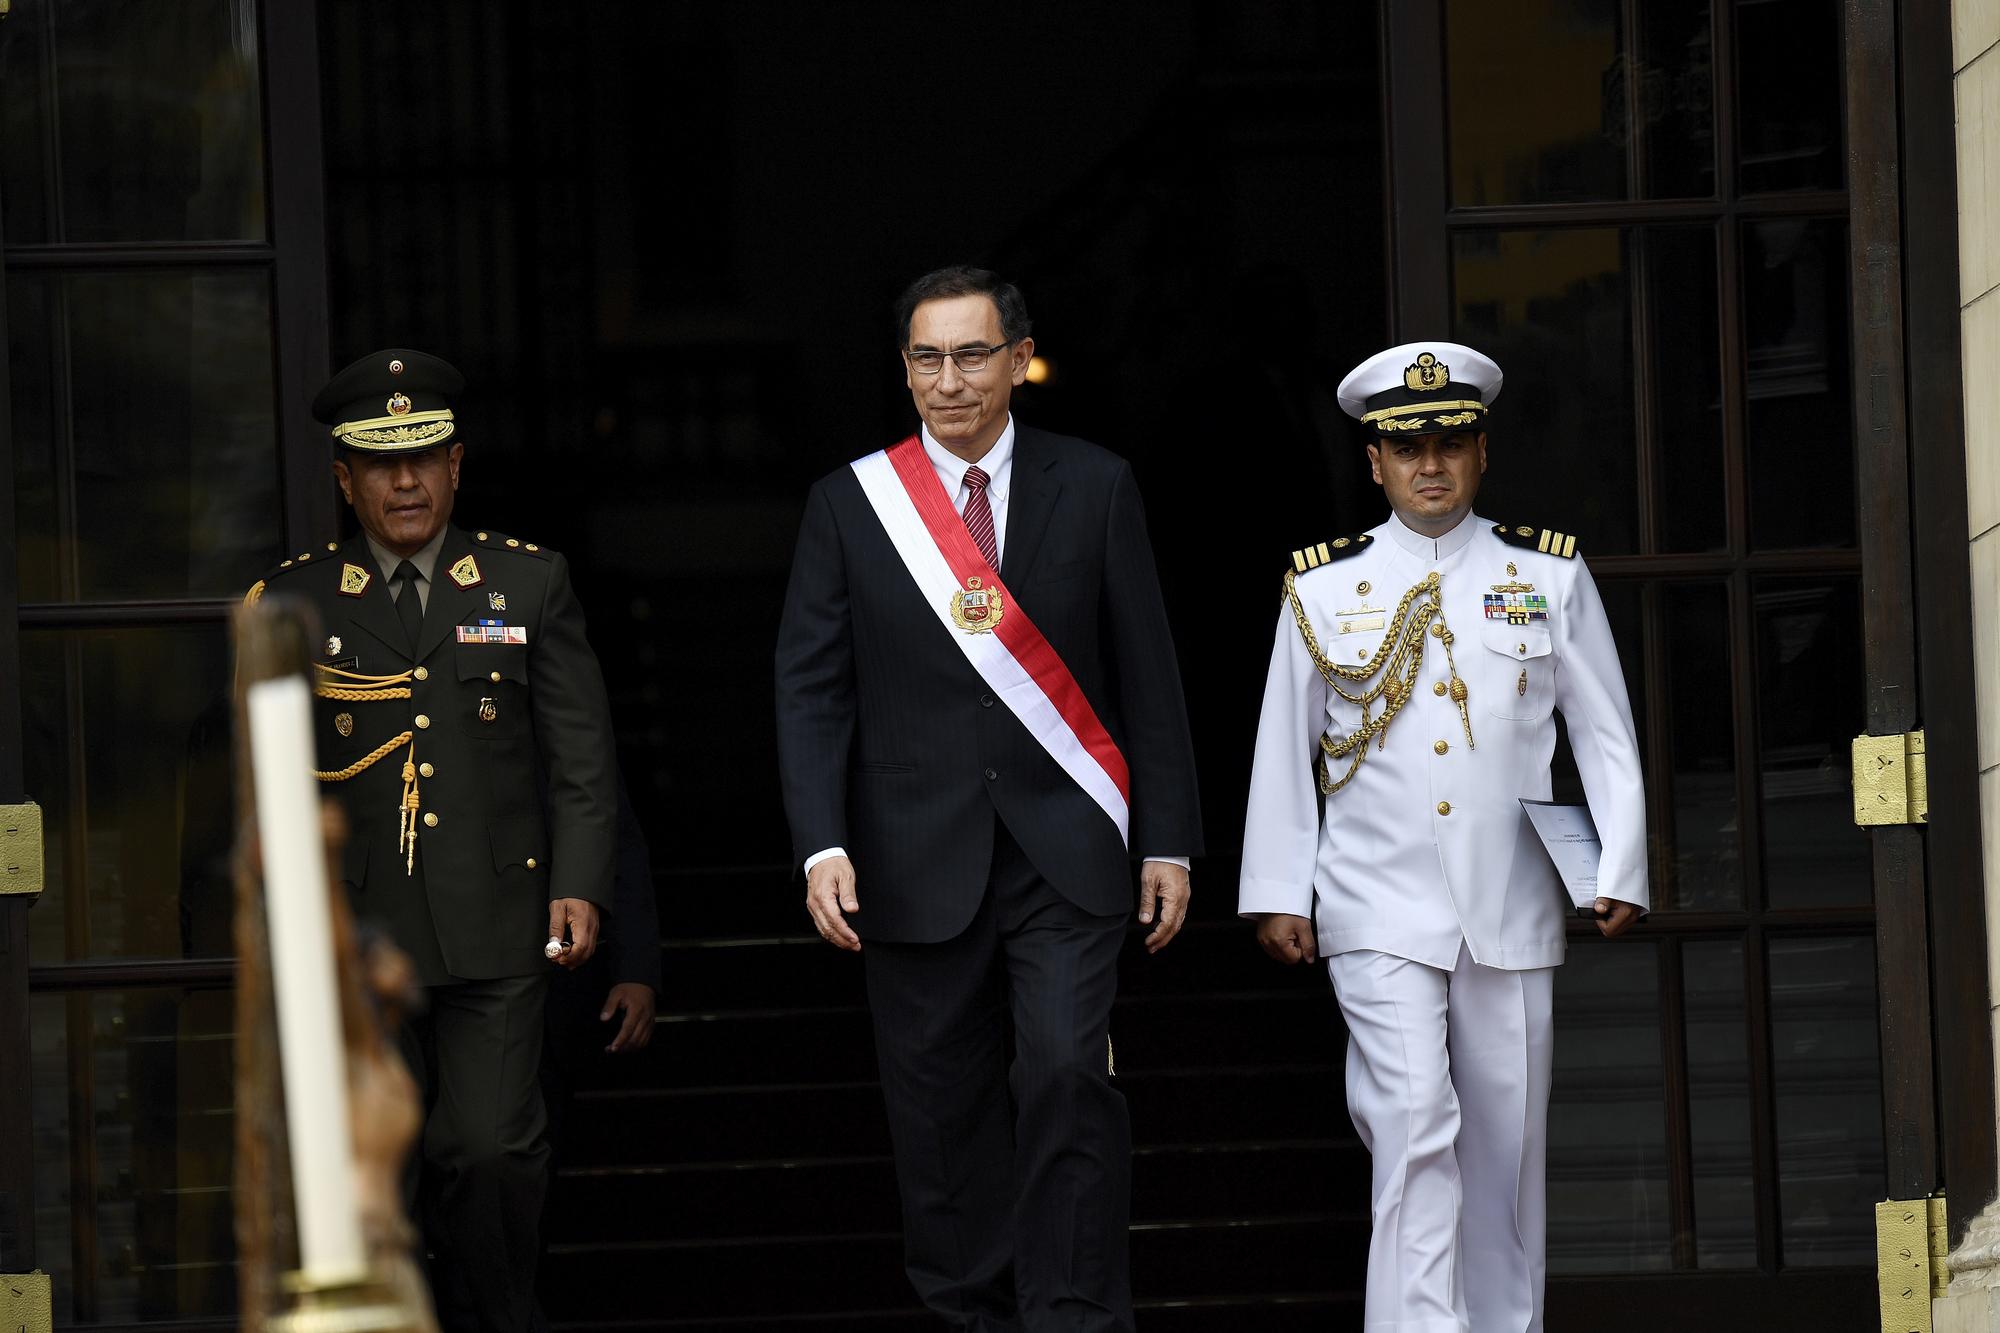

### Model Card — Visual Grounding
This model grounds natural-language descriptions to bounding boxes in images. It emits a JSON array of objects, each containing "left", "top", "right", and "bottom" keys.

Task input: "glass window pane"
[
  {"left": 1683, "top": 940, "right": 1755, "bottom": 1268},
  {"left": 1636, "top": 1, "right": 1716, "bottom": 199},
  {"left": 11, "top": 270, "right": 282, "bottom": 602},
  {"left": 1754, "top": 578, "right": 1870, "bottom": 909},
  {"left": 1647, "top": 228, "right": 1725, "bottom": 553},
  {"left": 1547, "top": 940, "right": 1671, "bottom": 1274},
  {"left": 1452, "top": 228, "right": 1639, "bottom": 554},
  {"left": 32, "top": 987, "right": 239, "bottom": 1323},
  {"left": 1736, "top": 0, "right": 1844, "bottom": 195},
  {"left": 1446, "top": 0, "right": 1627, "bottom": 205},
  {"left": 24, "top": 626, "right": 237, "bottom": 963},
  {"left": 1770, "top": 936, "right": 1884, "bottom": 1266},
  {"left": 1662, "top": 582, "right": 1742, "bottom": 911},
  {"left": 0, "top": 0, "right": 267, "bottom": 244},
  {"left": 1744, "top": 219, "right": 1854, "bottom": 551}
]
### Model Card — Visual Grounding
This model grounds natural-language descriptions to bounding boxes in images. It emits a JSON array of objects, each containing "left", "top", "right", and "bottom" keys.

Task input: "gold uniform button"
[
  {"left": 326, "top": 542, "right": 338, "bottom": 552},
  {"left": 506, "top": 539, "right": 520, "bottom": 548},
  {"left": 526, "top": 857, "right": 538, "bottom": 870},
  {"left": 490, "top": 671, "right": 502, "bottom": 683},
  {"left": 477, "top": 532, "right": 489, "bottom": 541},
  {"left": 1437, "top": 801, "right": 1452, "bottom": 816},
  {"left": 423, "top": 812, "right": 439, "bottom": 828},
  {"left": 419, "top": 762, "right": 435, "bottom": 778},
  {"left": 415, "top": 714, "right": 431, "bottom": 729},
  {"left": 1517, "top": 643, "right": 1527, "bottom": 654},
  {"left": 525, "top": 543, "right": 539, "bottom": 552},
  {"left": 1432, "top": 681, "right": 1447, "bottom": 697},
  {"left": 414, "top": 666, "right": 429, "bottom": 681},
  {"left": 1434, "top": 740, "right": 1449, "bottom": 755}
]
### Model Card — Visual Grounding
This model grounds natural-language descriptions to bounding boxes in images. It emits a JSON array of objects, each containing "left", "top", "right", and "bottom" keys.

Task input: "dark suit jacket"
[
  {"left": 774, "top": 426, "right": 1202, "bottom": 943},
  {"left": 252, "top": 524, "right": 617, "bottom": 983}
]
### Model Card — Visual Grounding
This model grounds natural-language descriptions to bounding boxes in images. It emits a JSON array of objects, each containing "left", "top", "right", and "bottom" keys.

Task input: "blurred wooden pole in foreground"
[{"left": 232, "top": 594, "right": 435, "bottom": 1333}]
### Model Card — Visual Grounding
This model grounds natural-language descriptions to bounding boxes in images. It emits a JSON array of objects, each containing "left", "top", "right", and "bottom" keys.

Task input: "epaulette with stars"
[
  {"left": 1290, "top": 533, "right": 1373, "bottom": 575},
  {"left": 1493, "top": 523, "right": 1581, "bottom": 559}
]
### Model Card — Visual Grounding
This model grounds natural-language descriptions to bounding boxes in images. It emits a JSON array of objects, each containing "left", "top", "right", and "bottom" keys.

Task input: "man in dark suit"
[
  {"left": 249, "top": 349, "right": 617, "bottom": 1333},
  {"left": 774, "top": 267, "right": 1202, "bottom": 1331}
]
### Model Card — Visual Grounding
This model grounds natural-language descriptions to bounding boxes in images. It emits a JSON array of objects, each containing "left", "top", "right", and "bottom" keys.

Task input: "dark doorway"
[{"left": 319, "top": 3, "right": 1387, "bottom": 1328}]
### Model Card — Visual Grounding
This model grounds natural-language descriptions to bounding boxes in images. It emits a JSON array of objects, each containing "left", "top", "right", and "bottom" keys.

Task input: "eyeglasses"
[{"left": 905, "top": 340, "right": 1015, "bottom": 375}]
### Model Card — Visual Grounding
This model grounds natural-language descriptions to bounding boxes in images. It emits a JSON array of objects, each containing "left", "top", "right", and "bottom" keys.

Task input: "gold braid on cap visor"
[
  {"left": 332, "top": 407, "right": 457, "bottom": 451},
  {"left": 1359, "top": 398, "right": 1487, "bottom": 426}
]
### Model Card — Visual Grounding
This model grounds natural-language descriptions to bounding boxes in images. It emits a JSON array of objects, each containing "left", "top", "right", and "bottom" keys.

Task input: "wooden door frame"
[{"left": 1377, "top": 0, "right": 1994, "bottom": 1271}]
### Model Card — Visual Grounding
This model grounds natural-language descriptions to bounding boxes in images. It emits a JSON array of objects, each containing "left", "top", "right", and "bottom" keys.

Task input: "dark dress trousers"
[
  {"left": 775, "top": 426, "right": 1202, "bottom": 1331},
  {"left": 252, "top": 524, "right": 617, "bottom": 1333}
]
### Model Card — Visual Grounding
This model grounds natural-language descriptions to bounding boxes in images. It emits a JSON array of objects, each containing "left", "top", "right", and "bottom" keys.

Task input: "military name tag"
[
  {"left": 950, "top": 577, "right": 1004, "bottom": 634},
  {"left": 457, "top": 620, "right": 526, "bottom": 645},
  {"left": 1336, "top": 607, "right": 1385, "bottom": 635}
]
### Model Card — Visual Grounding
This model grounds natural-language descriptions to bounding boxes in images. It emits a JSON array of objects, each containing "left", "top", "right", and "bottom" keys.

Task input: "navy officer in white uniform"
[{"left": 1238, "top": 341, "right": 1647, "bottom": 1332}]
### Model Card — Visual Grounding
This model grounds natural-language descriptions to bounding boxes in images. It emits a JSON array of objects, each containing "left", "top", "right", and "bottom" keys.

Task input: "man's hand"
[
  {"left": 1596, "top": 898, "right": 1642, "bottom": 939},
  {"left": 807, "top": 855, "right": 862, "bottom": 952},
  {"left": 548, "top": 898, "right": 600, "bottom": 968},
  {"left": 1139, "top": 861, "right": 1191, "bottom": 954},
  {"left": 599, "top": 982, "right": 656, "bottom": 1053},
  {"left": 1255, "top": 912, "right": 1317, "bottom": 965}
]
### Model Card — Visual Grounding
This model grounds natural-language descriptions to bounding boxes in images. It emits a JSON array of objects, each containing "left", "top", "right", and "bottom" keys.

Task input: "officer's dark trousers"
[
  {"left": 397, "top": 972, "right": 551, "bottom": 1333},
  {"left": 863, "top": 820, "right": 1133, "bottom": 1333}
]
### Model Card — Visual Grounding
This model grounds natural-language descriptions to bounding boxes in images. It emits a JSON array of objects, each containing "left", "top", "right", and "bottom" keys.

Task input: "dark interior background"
[{"left": 319, "top": 0, "right": 1387, "bottom": 903}]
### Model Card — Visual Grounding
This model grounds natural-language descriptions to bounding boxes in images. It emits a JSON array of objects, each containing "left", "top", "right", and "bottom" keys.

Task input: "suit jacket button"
[
  {"left": 980, "top": 693, "right": 995, "bottom": 708},
  {"left": 414, "top": 666, "right": 429, "bottom": 681},
  {"left": 984, "top": 767, "right": 998, "bottom": 781}
]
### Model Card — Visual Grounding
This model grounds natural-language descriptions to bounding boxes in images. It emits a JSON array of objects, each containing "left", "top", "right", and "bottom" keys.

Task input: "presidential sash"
[{"left": 849, "top": 436, "right": 1132, "bottom": 843}]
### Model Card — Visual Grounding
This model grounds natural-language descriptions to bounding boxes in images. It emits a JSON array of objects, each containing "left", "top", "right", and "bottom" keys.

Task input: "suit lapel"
[
  {"left": 1001, "top": 427, "right": 1061, "bottom": 585},
  {"left": 341, "top": 534, "right": 412, "bottom": 663},
  {"left": 414, "top": 526, "right": 479, "bottom": 665}
]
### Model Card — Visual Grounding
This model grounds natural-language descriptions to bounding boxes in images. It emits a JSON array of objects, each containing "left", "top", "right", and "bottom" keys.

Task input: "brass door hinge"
[
  {"left": 0, "top": 803, "right": 42, "bottom": 897},
  {"left": 1, "top": 1272, "right": 52, "bottom": 1333},
  {"left": 1853, "top": 731, "right": 1928, "bottom": 826},
  {"left": 1877, "top": 1196, "right": 1949, "bottom": 1331}
]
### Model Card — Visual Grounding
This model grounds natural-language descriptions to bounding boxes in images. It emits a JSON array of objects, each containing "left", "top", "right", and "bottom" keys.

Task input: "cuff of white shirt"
[
  {"left": 804, "top": 847, "right": 847, "bottom": 874},
  {"left": 1143, "top": 856, "right": 1191, "bottom": 871}
]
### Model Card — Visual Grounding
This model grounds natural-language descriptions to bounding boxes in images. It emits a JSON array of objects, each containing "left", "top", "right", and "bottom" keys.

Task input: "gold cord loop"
[{"left": 1284, "top": 569, "right": 1475, "bottom": 796}]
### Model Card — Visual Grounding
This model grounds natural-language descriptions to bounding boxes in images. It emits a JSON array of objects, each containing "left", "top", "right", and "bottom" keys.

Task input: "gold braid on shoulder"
[{"left": 1283, "top": 568, "right": 1476, "bottom": 796}]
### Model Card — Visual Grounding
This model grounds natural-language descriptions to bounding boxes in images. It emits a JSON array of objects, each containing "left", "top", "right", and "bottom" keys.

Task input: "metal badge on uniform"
[
  {"left": 456, "top": 618, "right": 527, "bottom": 645},
  {"left": 338, "top": 563, "right": 372, "bottom": 597},
  {"left": 487, "top": 591, "right": 507, "bottom": 611},
  {"left": 950, "top": 577, "right": 1004, "bottom": 634},
  {"left": 326, "top": 635, "right": 343, "bottom": 657},
  {"left": 334, "top": 712, "right": 354, "bottom": 737},
  {"left": 478, "top": 697, "right": 498, "bottom": 724},
  {"left": 448, "top": 554, "right": 483, "bottom": 589},
  {"left": 1336, "top": 606, "right": 1386, "bottom": 635}
]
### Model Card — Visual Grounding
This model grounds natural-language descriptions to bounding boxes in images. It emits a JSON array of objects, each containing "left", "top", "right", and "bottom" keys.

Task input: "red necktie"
[{"left": 962, "top": 465, "right": 999, "bottom": 570}]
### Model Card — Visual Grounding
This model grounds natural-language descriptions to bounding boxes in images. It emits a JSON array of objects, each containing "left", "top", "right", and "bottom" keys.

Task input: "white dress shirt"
[{"left": 805, "top": 415, "right": 1186, "bottom": 876}]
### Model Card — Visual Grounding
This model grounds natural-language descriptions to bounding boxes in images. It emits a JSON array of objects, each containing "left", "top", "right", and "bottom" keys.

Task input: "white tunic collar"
[{"left": 1384, "top": 510, "right": 1479, "bottom": 563}]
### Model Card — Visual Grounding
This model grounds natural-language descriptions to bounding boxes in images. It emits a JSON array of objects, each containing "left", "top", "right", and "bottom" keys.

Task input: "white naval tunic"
[{"left": 1238, "top": 510, "right": 1648, "bottom": 969}]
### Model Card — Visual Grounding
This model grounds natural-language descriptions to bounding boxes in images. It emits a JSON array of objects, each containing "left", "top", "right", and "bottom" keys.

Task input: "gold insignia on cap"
[
  {"left": 448, "top": 554, "right": 483, "bottom": 589},
  {"left": 1435, "top": 410, "right": 1479, "bottom": 427},
  {"left": 1404, "top": 351, "right": 1450, "bottom": 392},
  {"left": 389, "top": 359, "right": 405, "bottom": 375},
  {"left": 338, "top": 562, "right": 372, "bottom": 597},
  {"left": 387, "top": 393, "right": 413, "bottom": 416},
  {"left": 334, "top": 712, "right": 354, "bottom": 738}
]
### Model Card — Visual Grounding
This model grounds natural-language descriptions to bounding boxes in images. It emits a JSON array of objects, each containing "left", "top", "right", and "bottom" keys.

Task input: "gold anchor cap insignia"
[{"left": 1404, "top": 351, "right": 1450, "bottom": 392}]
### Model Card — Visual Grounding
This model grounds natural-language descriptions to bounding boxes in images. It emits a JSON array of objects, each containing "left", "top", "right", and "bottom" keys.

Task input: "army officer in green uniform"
[{"left": 248, "top": 349, "right": 617, "bottom": 1333}]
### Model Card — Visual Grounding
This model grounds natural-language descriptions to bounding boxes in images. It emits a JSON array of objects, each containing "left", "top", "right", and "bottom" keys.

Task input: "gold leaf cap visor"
[
  {"left": 1336, "top": 340, "right": 1503, "bottom": 436},
  {"left": 313, "top": 347, "right": 466, "bottom": 453}
]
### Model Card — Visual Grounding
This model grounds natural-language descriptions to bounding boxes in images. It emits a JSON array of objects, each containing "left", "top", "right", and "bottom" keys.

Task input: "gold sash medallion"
[{"left": 951, "top": 576, "right": 1005, "bottom": 634}]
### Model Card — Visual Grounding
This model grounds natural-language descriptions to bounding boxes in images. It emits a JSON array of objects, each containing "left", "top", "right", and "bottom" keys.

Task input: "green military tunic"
[{"left": 250, "top": 524, "right": 616, "bottom": 984}]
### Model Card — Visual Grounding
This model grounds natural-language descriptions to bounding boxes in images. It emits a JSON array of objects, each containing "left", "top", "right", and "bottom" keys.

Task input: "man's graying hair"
[{"left": 894, "top": 266, "right": 1033, "bottom": 347}]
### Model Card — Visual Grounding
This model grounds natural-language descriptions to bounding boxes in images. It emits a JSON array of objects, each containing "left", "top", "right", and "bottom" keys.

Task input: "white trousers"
[{"left": 1327, "top": 940, "right": 1555, "bottom": 1333}]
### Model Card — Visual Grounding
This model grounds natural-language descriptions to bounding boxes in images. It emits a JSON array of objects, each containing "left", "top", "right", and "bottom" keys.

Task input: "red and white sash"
[{"left": 850, "top": 436, "right": 1131, "bottom": 843}]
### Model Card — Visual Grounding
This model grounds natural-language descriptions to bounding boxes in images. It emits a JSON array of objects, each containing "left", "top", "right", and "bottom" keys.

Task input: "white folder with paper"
[{"left": 1519, "top": 799, "right": 1603, "bottom": 913}]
